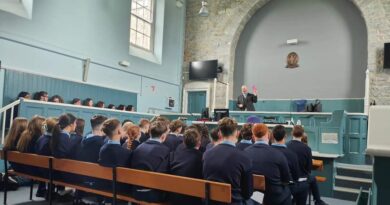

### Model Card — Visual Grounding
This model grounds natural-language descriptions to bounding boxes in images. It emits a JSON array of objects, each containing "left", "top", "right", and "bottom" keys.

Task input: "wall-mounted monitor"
[
  {"left": 384, "top": 43, "right": 390, "bottom": 69},
  {"left": 189, "top": 59, "right": 218, "bottom": 80}
]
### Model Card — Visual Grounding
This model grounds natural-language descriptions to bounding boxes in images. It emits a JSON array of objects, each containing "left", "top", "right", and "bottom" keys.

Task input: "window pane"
[
  {"left": 130, "top": 0, "right": 154, "bottom": 51},
  {"left": 137, "top": 20, "right": 145, "bottom": 34},
  {"left": 144, "top": 36, "right": 150, "bottom": 50},
  {"left": 130, "top": 15, "right": 137, "bottom": 30},
  {"left": 136, "top": 32, "right": 143, "bottom": 47},
  {"left": 130, "top": 29, "right": 136, "bottom": 44},
  {"left": 144, "top": 23, "right": 151, "bottom": 37}
]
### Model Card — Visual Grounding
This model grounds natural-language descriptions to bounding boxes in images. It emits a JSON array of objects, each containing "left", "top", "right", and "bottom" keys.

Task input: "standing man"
[{"left": 237, "top": 85, "right": 258, "bottom": 111}]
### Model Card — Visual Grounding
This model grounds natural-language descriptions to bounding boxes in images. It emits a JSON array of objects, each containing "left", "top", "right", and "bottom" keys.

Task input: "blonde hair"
[
  {"left": 17, "top": 116, "right": 45, "bottom": 153},
  {"left": 3, "top": 117, "right": 28, "bottom": 151}
]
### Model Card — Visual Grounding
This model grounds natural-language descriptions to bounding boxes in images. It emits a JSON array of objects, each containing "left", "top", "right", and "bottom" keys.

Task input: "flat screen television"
[
  {"left": 189, "top": 60, "right": 218, "bottom": 80},
  {"left": 384, "top": 43, "right": 390, "bottom": 69},
  {"left": 214, "top": 109, "right": 229, "bottom": 121}
]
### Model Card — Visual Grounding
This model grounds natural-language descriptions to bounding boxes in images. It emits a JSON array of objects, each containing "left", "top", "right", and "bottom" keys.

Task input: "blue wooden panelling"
[
  {"left": 18, "top": 99, "right": 155, "bottom": 133},
  {"left": 229, "top": 99, "right": 364, "bottom": 113},
  {"left": 3, "top": 69, "right": 137, "bottom": 108},
  {"left": 162, "top": 111, "right": 368, "bottom": 164}
]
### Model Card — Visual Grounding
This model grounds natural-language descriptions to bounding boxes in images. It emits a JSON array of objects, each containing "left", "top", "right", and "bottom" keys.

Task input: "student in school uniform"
[
  {"left": 99, "top": 118, "right": 132, "bottom": 204},
  {"left": 95, "top": 101, "right": 105, "bottom": 108},
  {"left": 272, "top": 125, "right": 308, "bottom": 205},
  {"left": 83, "top": 98, "right": 94, "bottom": 107},
  {"left": 163, "top": 119, "right": 185, "bottom": 151},
  {"left": 204, "top": 128, "right": 221, "bottom": 151},
  {"left": 3, "top": 117, "right": 28, "bottom": 152},
  {"left": 130, "top": 119, "right": 171, "bottom": 203},
  {"left": 193, "top": 123, "right": 210, "bottom": 153},
  {"left": 33, "top": 91, "right": 49, "bottom": 101},
  {"left": 245, "top": 123, "right": 291, "bottom": 205},
  {"left": 50, "top": 95, "right": 64, "bottom": 103},
  {"left": 237, "top": 123, "right": 253, "bottom": 151},
  {"left": 287, "top": 126, "right": 328, "bottom": 205},
  {"left": 77, "top": 115, "right": 108, "bottom": 163},
  {"left": 203, "top": 118, "right": 253, "bottom": 205},
  {"left": 16, "top": 116, "right": 46, "bottom": 155},
  {"left": 35, "top": 117, "right": 58, "bottom": 198},
  {"left": 68, "top": 118, "right": 85, "bottom": 159},
  {"left": 72, "top": 98, "right": 82, "bottom": 105},
  {"left": 50, "top": 113, "right": 77, "bottom": 159},
  {"left": 123, "top": 124, "right": 142, "bottom": 150},
  {"left": 139, "top": 119, "right": 151, "bottom": 143},
  {"left": 99, "top": 118, "right": 132, "bottom": 167},
  {"left": 16, "top": 116, "right": 45, "bottom": 196},
  {"left": 169, "top": 128, "right": 203, "bottom": 205}
]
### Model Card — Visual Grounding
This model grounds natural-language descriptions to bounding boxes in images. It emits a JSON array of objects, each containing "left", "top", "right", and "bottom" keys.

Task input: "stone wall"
[{"left": 183, "top": 0, "right": 390, "bottom": 110}]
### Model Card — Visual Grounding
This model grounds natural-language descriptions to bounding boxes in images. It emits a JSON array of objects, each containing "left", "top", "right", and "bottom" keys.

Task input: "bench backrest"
[{"left": 1, "top": 151, "right": 232, "bottom": 203}]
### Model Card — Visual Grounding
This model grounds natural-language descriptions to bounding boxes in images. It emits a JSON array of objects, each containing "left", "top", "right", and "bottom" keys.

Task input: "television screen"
[
  {"left": 214, "top": 109, "right": 229, "bottom": 121},
  {"left": 384, "top": 43, "right": 390, "bottom": 69},
  {"left": 189, "top": 60, "right": 218, "bottom": 80}
]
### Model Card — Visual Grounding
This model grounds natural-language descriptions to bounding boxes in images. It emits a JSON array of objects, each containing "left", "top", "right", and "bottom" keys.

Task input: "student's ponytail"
[
  {"left": 50, "top": 123, "right": 62, "bottom": 153},
  {"left": 50, "top": 113, "right": 76, "bottom": 154}
]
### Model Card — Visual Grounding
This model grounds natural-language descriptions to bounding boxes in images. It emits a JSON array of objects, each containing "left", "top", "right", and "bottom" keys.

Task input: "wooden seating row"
[{"left": 1, "top": 151, "right": 266, "bottom": 205}]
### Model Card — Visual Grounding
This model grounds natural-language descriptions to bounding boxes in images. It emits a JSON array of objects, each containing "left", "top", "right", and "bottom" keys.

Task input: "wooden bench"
[{"left": 1, "top": 151, "right": 232, "bottom": 205}]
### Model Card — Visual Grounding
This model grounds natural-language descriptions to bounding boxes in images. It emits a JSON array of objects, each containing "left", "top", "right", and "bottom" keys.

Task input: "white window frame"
[
  {"left": 129, "top": 0, "right": 165, "bottom": 65},
  {"left": 130, "top": 0, "right": 155, "bottom": 52}
]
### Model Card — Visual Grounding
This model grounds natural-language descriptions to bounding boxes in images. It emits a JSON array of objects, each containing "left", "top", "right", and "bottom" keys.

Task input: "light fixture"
[
  {"left": 199, "top": 0, "right": 209, "bottom": 17},
  {"left": 176, "top": 0, "right": 183, "bottom": 8}
]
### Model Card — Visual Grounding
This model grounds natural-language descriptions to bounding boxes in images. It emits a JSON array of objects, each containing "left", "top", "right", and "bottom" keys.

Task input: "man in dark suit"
[{"left": 236, "top": 85, "right": 258, "bottom": 111}]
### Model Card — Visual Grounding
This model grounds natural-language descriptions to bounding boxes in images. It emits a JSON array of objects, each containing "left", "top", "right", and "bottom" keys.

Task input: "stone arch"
[{"left": 220, "top": 0, "right": 388, "bottom": 99}]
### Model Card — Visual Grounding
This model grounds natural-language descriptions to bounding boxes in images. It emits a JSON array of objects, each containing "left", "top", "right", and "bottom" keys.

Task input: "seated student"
[
  {"left": 237, "top": 123, "right": 253, "bottom": 150},
  {"left": 203, "top": 118, "right": 253, "bottom": 205},
  {"left": 117, "top": 104, "right": 126, "bottom": 111},
  {"left": 107, "top": 104, "right": 116, "bottom": 109},
  {"left": 3, "top": 117, "right": 28, "bottom": 178},
  {"left": 272, "top": 125, "right": 308, "bottom": 205},
  {"left": 50, "top": 113, "right": 77, "bottom": 159},
  {"left": 72, "top": 98, "right": 82, "bottom": 105},
  {"left": 35, "top": 117, "right": 58, "bottom": 198},
  {"left": 6, "top": 92, "right": 30, "bottom": 128},
  {"left": 205, "top": 128, "right": 222, "bottom": 151},
  {"left": 68, "top": 118, "right": 85, "bottom": 159},
  {"left": 83, "top": 98, "right": 94, "bottom": 107},
  {"left": 126, "top": 105, "right": 135, "bottom": 112},
  {"left": 121, "top": 121, "right": 134, "bottom": 145},
  {"left": 33, "top": 91, "right": 49, "bottom": 102},
  {"left": 130, "top": 119, "right": 171, "bottom": 203},
  {"left": 50, "top": 95, "right": 64, "bottom": 103},
  {"left": 123, "top": 124, "right": 142, "bottom": 150},
  {"left": 99, "top": 118, "right": 132, "bottom": 167},
  {"left": 245, "top": 123, "right": 291, "bottom": 205},
  {"left": 139, "top": 119, "right": 151, "bottom": 143},
  {"left": 78, "top": 115, "right": 108, "bottom": 163},
  {"left": 288, "top": 131, "right": 327, "bottom": 205},
  {"left": 193, "top": 124, "right": 210, "bottom": 153},
  {"left": 3, "top": 117, "right": 28, "bottom": 152},
  {"left": 96, "top": 101, "right": 105, "bottom": 108},
  {"left": 169, "top": 128, "right": 203, "bottom": 205},
  {"left": 163, "top": 120, "right": 185, "bottom": 151},
  {"left": 99, "top": 118, "right": 132, "bottom": 204},
  {"left": 15, "top": 116, "right": 45, "bottom": 175},
  {"left": 36, "top": 117, "right": 58, "bottom": 156}
]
